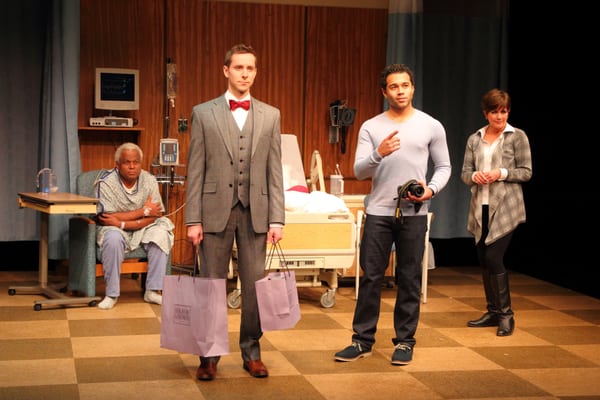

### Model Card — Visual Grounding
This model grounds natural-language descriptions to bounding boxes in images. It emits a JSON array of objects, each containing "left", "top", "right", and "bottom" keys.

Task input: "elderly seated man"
[{"left": 94, "top": 142, "right": 174, "bottom": 310}]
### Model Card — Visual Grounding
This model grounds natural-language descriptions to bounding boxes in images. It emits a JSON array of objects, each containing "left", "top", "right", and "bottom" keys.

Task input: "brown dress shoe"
[
  {"left": 243, "top": 359, "right": 269, "bottom": 378},
  {"left": 196, "top": 360, "right": 217, "bottom": 381}
]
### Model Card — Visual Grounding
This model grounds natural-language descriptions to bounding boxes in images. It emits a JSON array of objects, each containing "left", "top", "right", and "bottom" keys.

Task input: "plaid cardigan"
[{"left": 460, "top": 127, "right": 533, "bottom": 245}]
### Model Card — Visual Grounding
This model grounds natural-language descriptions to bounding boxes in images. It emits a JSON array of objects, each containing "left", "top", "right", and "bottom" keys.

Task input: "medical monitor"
[{"left": 94, "top": 67, "right": 139, "bottom": 112}]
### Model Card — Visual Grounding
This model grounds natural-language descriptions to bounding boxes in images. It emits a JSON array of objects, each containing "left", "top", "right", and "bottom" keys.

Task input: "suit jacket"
[{"left": 185, "top": 95, "right": 285, "bottom": 233}]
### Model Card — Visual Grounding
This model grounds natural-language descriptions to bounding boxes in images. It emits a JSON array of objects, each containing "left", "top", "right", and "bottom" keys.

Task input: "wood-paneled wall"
[{"left": 78, "top": 0, "right": 387, "bottom": 265}]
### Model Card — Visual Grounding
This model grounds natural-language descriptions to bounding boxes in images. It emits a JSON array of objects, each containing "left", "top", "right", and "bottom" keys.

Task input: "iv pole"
[{"left": 156, "top": 59, "right": 185, "bottom": 211}]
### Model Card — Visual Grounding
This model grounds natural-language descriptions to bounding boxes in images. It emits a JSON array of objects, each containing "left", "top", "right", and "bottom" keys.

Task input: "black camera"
[{"left": 398, "top": 180, "right": 424, "bottom": 198}]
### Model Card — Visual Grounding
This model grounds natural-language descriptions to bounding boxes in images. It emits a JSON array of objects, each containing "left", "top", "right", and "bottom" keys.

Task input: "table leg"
[{"left": 8, "top": 212, "right": 101, "bottom": 310}]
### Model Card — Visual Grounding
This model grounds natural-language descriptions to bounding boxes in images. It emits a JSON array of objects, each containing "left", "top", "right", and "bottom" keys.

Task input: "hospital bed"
[{"left": 227, "top": 134, "right": 356, "bottom": 308}]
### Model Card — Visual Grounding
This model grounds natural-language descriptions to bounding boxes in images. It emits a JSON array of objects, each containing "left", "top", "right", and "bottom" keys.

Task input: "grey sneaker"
[
  {"left": 391, "top": 343, "right": 413, "bottom": 365},
  {"left": 334, "top": 342, "right": 372, "bottom": 362}
]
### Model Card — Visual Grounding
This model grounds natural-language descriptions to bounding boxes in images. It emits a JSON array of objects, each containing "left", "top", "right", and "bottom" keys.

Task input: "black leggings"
[{"left": 476, "top": 205, "right": 513, "bottom": 275}]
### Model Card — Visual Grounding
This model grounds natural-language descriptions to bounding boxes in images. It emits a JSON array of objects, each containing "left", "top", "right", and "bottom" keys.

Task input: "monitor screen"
[{"left": 95, "top": 67, "right": 139, "bottom": 111}]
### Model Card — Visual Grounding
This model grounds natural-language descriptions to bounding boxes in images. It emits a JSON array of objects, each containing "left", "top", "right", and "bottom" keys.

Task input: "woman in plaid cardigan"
[{"left": 461, "top": 88, "right": 532, "bottom": 337}]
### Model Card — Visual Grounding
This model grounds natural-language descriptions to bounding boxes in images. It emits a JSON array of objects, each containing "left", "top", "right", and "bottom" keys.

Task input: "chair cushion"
[{"left": 95, "top": 246, "right": 148, "bottom": 261}]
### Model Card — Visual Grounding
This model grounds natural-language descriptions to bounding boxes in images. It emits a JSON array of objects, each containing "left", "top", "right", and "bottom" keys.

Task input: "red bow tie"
[{"left": 229, "top": 99, "right": 250, "bottom": 111}]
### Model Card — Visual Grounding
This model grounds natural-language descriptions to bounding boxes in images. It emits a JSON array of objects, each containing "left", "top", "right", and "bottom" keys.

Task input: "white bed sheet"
[{"left": 285, "top": 190, "right": 349, "bottom": 213}]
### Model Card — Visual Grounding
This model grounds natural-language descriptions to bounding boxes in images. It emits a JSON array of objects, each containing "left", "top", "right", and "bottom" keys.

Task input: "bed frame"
[{"left": 227, "top": 135, "right": 356, "bottom": 308}]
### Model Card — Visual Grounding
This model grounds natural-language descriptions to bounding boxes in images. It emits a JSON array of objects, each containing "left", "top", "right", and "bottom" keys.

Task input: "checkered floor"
[{"left": 1, "top": 265, "right": 600, "bottom": 400}]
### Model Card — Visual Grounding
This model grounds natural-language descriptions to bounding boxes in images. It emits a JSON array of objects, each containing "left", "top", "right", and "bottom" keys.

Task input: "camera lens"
[{"left": 409, "top": 183, "right": 424, "bottom": 197}]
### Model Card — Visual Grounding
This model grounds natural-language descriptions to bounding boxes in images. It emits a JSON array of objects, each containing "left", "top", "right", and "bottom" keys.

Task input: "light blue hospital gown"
[{"left": 95, "top": 168, "right": 174, "bottom": 254}]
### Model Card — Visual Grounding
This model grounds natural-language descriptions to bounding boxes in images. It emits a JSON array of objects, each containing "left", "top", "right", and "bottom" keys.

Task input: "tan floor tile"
[
  {"left": 511, "top": 368, "right": 600, "bottom": 397},
  {"left": 455, "top": 295, "right": 551, "bottom": 312},
  {"left": 511, "top": 296, "right": 554, "bottom": 310},
  {"left": 427, "top": 283, "right": 486, "bottom": 298},
  {"left": 199, "top": 375, "right": 326, "bottom": 400},
  {"left": 471, "top": 346, "right": 597, "bottom": 369},
  {"left": 411, "top": 370, "right": 549, "bottom": 398},
  {"left": 365, "top": 327, "right": 403, "bottom": 346},
  {"left": 418, "top": 296, "right": 480, "bottom": 312},
  {"left": 291, "top": 312, "right": 345, "bottom": 329},
  {"left": 71, "top": 334, "right": 173, "bottom": 358},
  {"left": 65, "top": 302, "right": 157, "bottom": 319},
  {"left": 0, "top": 385, "right": 80, "bottom": 400},
  {"left": 420, "top": 311, "right": 482, "bottom": 328},
  {"left": 75, "top": 354, "right": 188, "bottom": 383},
  {"left": 560, "top": 344, "right": 600, "bottom": 365},
  {"left": 322, "top": 311, "right": 355, "bottom": 329},
  {"left": 226, "top": 311, "right": 241, "bottom": 332},
  {"left": 0, "top": 338, "right": 72, "bottom": 360},
  {"left": 562, "top": 309, "right": 600, "bottom": 324},
  {"left": 258, "top": 350, "right": 302, "bottom": 376},
  {"left": 264, "top": 328, "right": 352, "bottom": 351},
  {"left": 0, "top": 305, "right": 67, "bottom": 321},
  {"left": 0, "top": 358, "right": 77, "bottom": 386},
  {"left": 524, "top": 295, "right": 600, "bottom": 310},
  {"left": 522, "top": 325, "right": 600, "bottom": 345},
  {"left": 69, "top": 317, "right": 160, "bottom": 336},
  {"left": 436, "top": 327, "right": 553, "bottom": 347},
  {"left": 516, "top": 309, "right": 596, "bottom": 327},
  {"left": 508, "top": 272, "right": 556, "bottom": 285},
  {"left": 307, "top": 372, "right": 443, "bottom": 400},
  {"left": 455, "top": 397, "right": 556, "bottom": 400},
  {"left": 512, "top": 283, "right": 581, "bottom": 297},
  {"left": 402, "top": 327, "right": 463, "bottom": 348},
  {"left": 79, "top": 379, "right": 204, "bottom": 400},
  {"left": 286, "top": 349, "right": 393, "bottom": 375},
  {"left": 387, "top": 346, "right": 504, "bottom": 372},
  {"left": 0, "top": 320, "right": 69, "bottom": 339},
  {"left": 364, "top": 311, "right": 395, "bottom": 329}
]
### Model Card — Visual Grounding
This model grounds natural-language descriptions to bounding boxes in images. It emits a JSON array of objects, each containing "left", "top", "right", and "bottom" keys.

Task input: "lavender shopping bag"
[
  {"left": 160, "top": 274, "right": 229, "bottom": 357},
  {"left": 255, "top": 243, "right": 301, "bottom": 331}
]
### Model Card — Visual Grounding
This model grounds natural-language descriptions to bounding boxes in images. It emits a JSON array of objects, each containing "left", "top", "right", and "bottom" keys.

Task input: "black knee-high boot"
[
  {"left": 467, "top": 269, "right": 499, "bottom": 327},
  {"left": 492, "top": 272, "right": 514, "bottom": 336}
]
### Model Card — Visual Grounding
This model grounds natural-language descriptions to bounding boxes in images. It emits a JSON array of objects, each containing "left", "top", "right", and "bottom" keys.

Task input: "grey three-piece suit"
[{"left": 185, "top": 94, "right": 285, "bottom": 362}]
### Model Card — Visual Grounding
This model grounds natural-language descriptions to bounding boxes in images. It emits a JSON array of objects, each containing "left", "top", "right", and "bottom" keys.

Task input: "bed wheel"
[
  {"left": 227, "top": 289, "right": 242, "bottom": 309},
  {"left": 320, "top": 289, "right": 336, "bottom": 308}
]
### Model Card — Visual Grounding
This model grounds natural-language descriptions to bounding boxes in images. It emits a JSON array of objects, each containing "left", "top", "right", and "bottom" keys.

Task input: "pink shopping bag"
[
  {"left": 255, "top": 243, "right": 301, "bottom": 331},
  {"left": 160, "top": 274, "right": 229, "bottom": 356}
]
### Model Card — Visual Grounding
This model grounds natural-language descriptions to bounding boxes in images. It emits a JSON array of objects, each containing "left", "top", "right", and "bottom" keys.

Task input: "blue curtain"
[
  {"left": 386, "top": 0, "right": 424, "bottom": 108},
  {"left": 0, "top": 0, "right": 80, "bottom": 259},
  {"left": 42, "top": 0, "right": 81, "bottom": 259},
  {"left": 386, "top": 0, "right": 509, "bottom": 239}
]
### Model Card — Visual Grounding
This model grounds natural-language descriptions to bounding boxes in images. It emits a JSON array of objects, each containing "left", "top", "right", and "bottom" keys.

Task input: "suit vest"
[{"left": 229, "top": 110, "right": 253, "bottom": 208}]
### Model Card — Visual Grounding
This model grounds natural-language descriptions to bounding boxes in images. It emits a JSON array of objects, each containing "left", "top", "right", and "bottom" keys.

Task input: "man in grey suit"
[{"left": 185, "top": 43, "right": 285, "bottom": 381}]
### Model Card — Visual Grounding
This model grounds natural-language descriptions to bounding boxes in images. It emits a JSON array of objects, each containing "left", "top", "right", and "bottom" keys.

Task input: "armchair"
[{"left": 68, "top": 169, "right": 171, "bottom": 297}]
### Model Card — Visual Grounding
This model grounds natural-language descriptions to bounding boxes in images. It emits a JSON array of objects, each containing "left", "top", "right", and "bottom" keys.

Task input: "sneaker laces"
[
  {"left": 351, "top": 342, "right": 366, "bottom": 352},
  {"left": 394, "top": 343, "right": 411, "bottom": 353}
]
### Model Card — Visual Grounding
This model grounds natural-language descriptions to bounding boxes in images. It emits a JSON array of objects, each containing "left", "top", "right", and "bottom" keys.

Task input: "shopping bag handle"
[
  {"left": 265, "top": 241, "right": 290, "bottom": 275},
  {"left": 193, "top": 244, "right": 201, "bottom": 276}
]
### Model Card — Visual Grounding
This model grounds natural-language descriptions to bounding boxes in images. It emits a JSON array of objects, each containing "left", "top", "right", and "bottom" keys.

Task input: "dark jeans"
[{"left": 352, "top": 214, "right": 427, "bottom": 348}]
